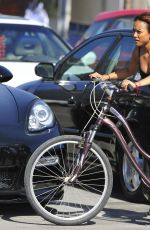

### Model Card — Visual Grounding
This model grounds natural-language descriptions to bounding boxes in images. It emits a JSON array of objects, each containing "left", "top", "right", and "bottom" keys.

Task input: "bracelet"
[
  {"left": 135, "top": 82, "right": 141, "bottom": 96},
  {"left": 135, "top": 82, "right": 140, "bottom": 87}
]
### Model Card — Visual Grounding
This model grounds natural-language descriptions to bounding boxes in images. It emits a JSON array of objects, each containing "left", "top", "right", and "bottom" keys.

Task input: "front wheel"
[{"left": 24, "top": 135, "right": 113, "bottom": 225}]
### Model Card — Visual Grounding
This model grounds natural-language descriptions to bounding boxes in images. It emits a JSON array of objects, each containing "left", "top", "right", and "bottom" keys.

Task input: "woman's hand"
[
  {"left": 89, "top": 72, "right": 109, "bottom": 81},
  {"left": 121, "top": 79, "right": 136, "bottom": 91}
]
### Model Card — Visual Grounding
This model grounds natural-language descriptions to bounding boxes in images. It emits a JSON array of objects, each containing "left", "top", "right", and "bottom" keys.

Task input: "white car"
[{"left": 0, "top": 15, "right": 71, "bottom": 86}]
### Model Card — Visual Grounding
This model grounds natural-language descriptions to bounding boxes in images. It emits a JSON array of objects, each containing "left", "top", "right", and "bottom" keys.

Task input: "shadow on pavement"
[
  {"left": 97, "top": 208, "right": 150, "bottom": 226},
  {"left": 0, "top": 202, "right": 149, "bottom": 226},
  {"left": 0, "top": 182, "right": 149, "bottom": 227}
]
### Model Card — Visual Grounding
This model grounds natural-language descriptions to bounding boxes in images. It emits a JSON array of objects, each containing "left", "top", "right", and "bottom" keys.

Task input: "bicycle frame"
[
  {"left": 70, "top": 82, "right": 150, "bottom": 188},
  {"left": 24, "top": 81, "right": 150, "bottom": 225},
  {"left": 80, "top": 102, "right": 150, "bottom": 188},
  {"left": 103, "top": 106, "right": 150, "bottom": 187}
]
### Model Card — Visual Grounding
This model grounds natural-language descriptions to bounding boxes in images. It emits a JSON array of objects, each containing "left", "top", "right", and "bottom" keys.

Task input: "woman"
[
  {"left": 90, "top": 12, "right": 150, "bottom": 205},
  {"left": 89, "top": 12, "right": 150, "bottom": 91}
]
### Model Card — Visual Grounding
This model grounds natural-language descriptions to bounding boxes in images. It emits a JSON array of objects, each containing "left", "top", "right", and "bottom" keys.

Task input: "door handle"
[{"left": 68, "top": 96, "right": 76, "bottom": 106}]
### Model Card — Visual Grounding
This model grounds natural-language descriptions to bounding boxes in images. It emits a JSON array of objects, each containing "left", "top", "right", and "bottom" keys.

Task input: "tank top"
[{"left": 139, "top": 47, "right": 150, "bottom": 78}]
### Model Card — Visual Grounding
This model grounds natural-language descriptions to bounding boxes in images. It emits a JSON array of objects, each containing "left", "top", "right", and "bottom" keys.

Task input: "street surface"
[{"left": 0, "top": 185, "right": 149, "bottom": 230}]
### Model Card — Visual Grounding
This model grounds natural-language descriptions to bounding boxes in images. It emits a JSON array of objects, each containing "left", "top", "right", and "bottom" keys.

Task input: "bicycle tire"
[{"left": 24, "top": 135, "right": 113, "bottom": 225}]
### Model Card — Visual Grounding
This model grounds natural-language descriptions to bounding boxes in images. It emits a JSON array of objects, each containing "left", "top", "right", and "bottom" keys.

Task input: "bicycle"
[{"left": 24, "top": 79, "right": 150, "bottom": 225}]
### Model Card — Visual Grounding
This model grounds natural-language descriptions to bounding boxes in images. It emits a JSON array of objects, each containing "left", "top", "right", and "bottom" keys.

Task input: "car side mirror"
[
  {"left": 35, "top": 63, "right": 54, "bottom": 80},
  {"left": 0, "top": 65, "right": 13, "bottom": 83}
]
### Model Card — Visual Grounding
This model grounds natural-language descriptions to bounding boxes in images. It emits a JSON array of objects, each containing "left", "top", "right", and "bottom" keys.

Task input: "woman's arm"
[
  {"left": 136, "top": 76, "right": 150, "bottom": 86},
  {"left": 122, "top": 75, "right": 150, "bottom": 91},
  {"left": 108, "top": 47, "right": 139, "bottom": 80},
  {"left": 89, "top": 47, "right": 139, "bottom": 80},
  {"left": 121, "top": 48, "right": 150, "bottom": 90}
]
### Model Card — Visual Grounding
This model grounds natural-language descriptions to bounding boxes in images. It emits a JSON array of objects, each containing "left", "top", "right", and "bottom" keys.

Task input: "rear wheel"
[
  {"left": 24, "top": 135, "right": 113, "bottom": 225},
  {"left": 118, "top": 141, "right": 145, "bottom": 202}
]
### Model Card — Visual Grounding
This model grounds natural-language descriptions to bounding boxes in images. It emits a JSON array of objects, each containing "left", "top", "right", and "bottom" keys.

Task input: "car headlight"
[{"left": 28, "top": 100, "right": 54, "bottom": 132}]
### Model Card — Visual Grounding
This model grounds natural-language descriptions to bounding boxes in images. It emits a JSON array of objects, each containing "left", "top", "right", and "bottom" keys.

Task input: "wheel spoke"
[{"left": 25, "top": 136, "right": 113, "bottom": 225}]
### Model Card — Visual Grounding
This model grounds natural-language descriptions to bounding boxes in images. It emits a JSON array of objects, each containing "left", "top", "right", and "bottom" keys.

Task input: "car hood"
[
  {"left": 0, "top": 84, "right": 37, "bottom": 125},
  {"left": 0, "top": 62, "right": 41, "bottom": 87}
]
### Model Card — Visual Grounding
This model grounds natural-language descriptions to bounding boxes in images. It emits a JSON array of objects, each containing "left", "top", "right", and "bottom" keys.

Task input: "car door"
[
  {"left": 34, "top": 35, "right": 117, "bottom": 132},
  {"left": 81, "top": 34, "right": 135, "bottom": 133},
  {"left": 34, "top": 33, "right": 135, "bottom": 134}
]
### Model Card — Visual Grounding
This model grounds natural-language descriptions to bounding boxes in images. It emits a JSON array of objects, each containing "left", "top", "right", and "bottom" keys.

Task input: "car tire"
[
  {"left": 118, "top": 139, "right": 146, "bottom": 202},
  {"left": 118, "top": 144, "right": 145, "bottom": 202}
]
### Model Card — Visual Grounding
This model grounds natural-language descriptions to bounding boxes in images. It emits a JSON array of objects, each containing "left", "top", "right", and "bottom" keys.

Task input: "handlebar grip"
[
  {"left": 94, "top": 78, "right": 101, "bottom": 82},
  {"left": 127, "top": 84, "right": 134, "bottom": 92}
]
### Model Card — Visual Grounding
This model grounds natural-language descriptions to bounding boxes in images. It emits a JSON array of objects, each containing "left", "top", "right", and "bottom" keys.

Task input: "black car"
[
  {"left": 18, "top": 29, "right": 149, "bottom": 202},
  {"left": 0, "top": 65, "right": 61, "bottom": 202}
]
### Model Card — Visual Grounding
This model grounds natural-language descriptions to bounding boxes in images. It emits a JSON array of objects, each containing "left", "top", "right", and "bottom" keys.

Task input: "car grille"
[
  {"left": 0, "top": 169, "right": 16, "bottom": 189},
  {"left": 0, "top": 145, "right": 30, "bottom": 190}
]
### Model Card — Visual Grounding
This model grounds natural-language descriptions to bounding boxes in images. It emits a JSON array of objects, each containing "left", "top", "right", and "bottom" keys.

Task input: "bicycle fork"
[{"left": 68, "top": 112, "right": 105, "bottom": 183}]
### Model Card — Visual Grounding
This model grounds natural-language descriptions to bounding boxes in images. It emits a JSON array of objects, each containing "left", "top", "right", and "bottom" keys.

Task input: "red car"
[{"left": 76, "top": 9, "right": 150, "bottom": 46}]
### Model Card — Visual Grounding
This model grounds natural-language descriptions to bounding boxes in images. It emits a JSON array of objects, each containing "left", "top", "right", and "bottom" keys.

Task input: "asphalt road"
[{"left": 0, "top": 186, "right": 149, "bottom": 230}]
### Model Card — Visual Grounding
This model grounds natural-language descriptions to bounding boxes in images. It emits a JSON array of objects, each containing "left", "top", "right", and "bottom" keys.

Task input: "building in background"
[
  {"left": 0, "top": 0, "right": 28, "bottom": 15},
  {"left": 0, "top": 0, "right": 149, "bottom": 44},
  {"left": 68, "top": 0, "right": 149, "bottom": 45}
]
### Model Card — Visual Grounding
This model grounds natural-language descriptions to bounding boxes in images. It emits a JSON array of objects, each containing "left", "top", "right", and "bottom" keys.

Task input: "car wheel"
[{"left": 118, "top": 141, "right": 145, "bottom": 202}]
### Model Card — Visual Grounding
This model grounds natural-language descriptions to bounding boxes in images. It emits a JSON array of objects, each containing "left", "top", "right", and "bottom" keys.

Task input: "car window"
[
  {"left": 58, "top": 36, "right": 116, "bottom": 81},
  {"left": 82, "top": 20, "right": 111, "bottom": 40},
  {"left": 0, "top": 24, "right": 70, "bottom": 63},
  {"left": 99, "top": 36, "right": 135, "bottom": 74},
  {"left": 109, "top": 17, "right": 134, "bottom": 30}
]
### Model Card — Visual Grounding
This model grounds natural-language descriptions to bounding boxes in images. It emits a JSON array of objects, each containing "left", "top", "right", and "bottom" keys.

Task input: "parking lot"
[{"left": 0, "top": 184, "right": 149, "bottom": 230}]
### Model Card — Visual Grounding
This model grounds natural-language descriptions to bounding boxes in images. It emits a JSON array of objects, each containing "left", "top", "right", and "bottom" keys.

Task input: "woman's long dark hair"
[{"left": 134, "top": 12, "right": 150, "bottom": 32}]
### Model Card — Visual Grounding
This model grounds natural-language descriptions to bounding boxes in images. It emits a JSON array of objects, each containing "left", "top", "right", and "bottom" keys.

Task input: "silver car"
[{"left": 0, "top": 14, "right": 71, "bottom": 86}]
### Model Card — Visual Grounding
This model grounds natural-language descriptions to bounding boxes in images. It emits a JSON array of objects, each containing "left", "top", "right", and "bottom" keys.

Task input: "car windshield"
[
  {"left": 81, "top": 16, "right": 135, "bottom": 41},
  {"left": 82, "top": 20, "right": 111, "bottom": 40},
  {"left": 109, "top": 16, "right": 134, "bottom": 30},
  {"left": 0, "top": 24, "right": 70, "bottom": 63}
]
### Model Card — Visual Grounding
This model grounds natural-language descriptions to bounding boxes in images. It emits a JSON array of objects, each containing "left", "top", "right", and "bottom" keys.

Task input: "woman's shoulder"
[{"left": 132, "top": 47, "right": 139, "bottom": 58}]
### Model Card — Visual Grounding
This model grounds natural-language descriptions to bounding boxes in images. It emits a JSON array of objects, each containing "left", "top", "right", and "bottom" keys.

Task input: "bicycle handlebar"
[
  {"left": 127, "top": 84, "right": 134, "bottom": 92},
  {"left": 93, "top": 78, "right": 135, "bottom": 97}
]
